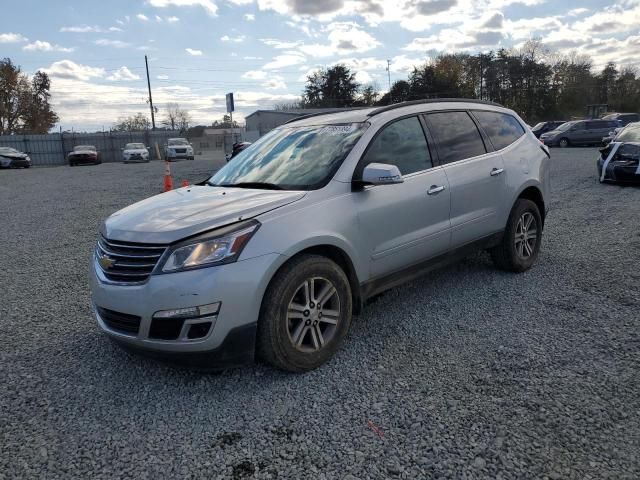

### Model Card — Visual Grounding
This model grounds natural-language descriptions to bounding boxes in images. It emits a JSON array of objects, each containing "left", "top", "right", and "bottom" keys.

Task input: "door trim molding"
[{"left": 360, "top": 231, "right": 503, "bottom": 300}]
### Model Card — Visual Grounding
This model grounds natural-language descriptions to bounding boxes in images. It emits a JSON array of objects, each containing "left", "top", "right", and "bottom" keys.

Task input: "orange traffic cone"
[
  {"left": 163, "top": 161, "right": 173, "bottom": 192},
  {"left": 182, "top": 180, "right": 189, "bottom": 188}
]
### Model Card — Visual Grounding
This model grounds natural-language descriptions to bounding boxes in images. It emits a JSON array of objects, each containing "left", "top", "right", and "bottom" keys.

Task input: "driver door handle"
[
  {"left": 490, "top": 168, "right": 504, "bottom": 176},
  {"left": 427, "top": 185, "right": 445, "bottom": 195}
]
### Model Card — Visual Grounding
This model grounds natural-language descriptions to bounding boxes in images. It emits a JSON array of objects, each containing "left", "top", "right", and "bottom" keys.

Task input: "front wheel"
[
  {"left": 257, "top": 255, "right": 352, "bottom": 372},
  {"left": 558, "top": 138, "right": 570, "bottom": 148},
  {"left": 490, "top": 199, "right": 542, "bottom": 273}
]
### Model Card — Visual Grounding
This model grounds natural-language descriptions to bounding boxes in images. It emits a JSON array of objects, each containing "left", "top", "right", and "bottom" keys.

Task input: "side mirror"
[{"left": 360, "top": 163, "right": 404, "bottom": 186}]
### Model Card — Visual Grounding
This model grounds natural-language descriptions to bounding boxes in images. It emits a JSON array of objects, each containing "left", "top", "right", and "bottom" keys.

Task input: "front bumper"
[
  {"left": 0, "top": 157, "right": 31, "bottom": 168},
  {"left": 598, "top": 158, "right": 640, "bottom": 183},
  {"left": 166, "top": 151, "right": 194, "bottom": 160},
  {"left": 90, "top": 252, "right": 284, "bottom": 366},
  {"left": 70, "top": 156, "right": 99, "bottom": 165},
  {"left": 123, "top": 155, "right": 149, "bottom": 162},
  {"left": 540, "top": 137, "right": 558, "bottom": 146}
]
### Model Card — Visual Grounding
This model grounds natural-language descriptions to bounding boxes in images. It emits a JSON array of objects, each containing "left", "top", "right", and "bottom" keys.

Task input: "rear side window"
[
  {"left": 425, "top": 111, "right": 486, "bottom": 164},
  {"left": 474, "top": 111, "right": 525, "bottom": 150},
  {"left": 363, "top": 116, "right": 432, "bottom": 175}
]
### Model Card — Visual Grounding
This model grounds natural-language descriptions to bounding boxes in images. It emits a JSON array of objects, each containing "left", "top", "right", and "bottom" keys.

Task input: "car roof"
[{"left": 285, "top": 99, "right": 511, "bottom": 127}]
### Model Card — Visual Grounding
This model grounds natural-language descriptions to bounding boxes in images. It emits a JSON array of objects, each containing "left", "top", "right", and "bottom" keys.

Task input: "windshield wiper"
[{"left": 218, "top": 182, "right": 284, "bottom": 190}]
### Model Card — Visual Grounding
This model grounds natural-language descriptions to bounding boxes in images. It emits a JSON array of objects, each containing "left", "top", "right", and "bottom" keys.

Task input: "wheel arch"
[
  {"left": 515, "top": 184, "right": 546, "bottom": 226},
  {"left": 262, "top": 241, "right": 364, "bottom": 316}
]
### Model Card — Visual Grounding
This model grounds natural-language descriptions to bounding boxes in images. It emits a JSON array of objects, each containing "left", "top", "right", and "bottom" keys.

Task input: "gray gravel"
[{"left": 1, "top": 150, "right": 639, "bottom": 479}]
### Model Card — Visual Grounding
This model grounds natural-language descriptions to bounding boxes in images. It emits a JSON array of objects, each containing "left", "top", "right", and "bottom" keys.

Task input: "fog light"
[
  {"left": 153, "top": 302, "right": 220, "bottom": 319},
  {"left": 187, "top": 322, "right": 212, "bottom": 339}
]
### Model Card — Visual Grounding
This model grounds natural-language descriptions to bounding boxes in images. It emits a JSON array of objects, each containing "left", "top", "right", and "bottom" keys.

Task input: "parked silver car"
[
  {"left": 165, "top": 138, "right": 194, "bottom": 161},
  {"left": 90, "top": 100, "right": 550, "bottom": 371}
]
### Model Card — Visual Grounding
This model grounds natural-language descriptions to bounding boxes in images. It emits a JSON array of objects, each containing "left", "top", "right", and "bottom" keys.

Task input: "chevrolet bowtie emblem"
[{"left": 98, "top": 254, "right": 116, "bottom": 269}]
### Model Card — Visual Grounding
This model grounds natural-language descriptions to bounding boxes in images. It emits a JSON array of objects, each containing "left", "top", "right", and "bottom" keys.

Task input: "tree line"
[{"left": 298, "top": 41, "right": 640, "bottom": 123}]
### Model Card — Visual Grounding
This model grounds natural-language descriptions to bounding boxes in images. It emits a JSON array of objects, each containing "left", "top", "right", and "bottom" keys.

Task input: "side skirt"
[{"left": 360, "top": 231, "right": 503, "bottom": 301}]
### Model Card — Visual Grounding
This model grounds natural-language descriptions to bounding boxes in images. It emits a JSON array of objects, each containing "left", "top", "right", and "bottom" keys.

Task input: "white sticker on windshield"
[{"left": 319, "top": 125, "right": 356, "bottom": 135}]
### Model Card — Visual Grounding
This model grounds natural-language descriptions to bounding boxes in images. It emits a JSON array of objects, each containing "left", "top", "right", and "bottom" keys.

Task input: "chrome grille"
[{"left": 96, "top": 236, "right": 167, "bottom": 284}]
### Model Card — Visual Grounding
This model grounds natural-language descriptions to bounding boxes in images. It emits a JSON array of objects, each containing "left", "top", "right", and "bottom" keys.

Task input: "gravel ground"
[{"left": 1, "top": 150, "right": 639, "bottom": 480}]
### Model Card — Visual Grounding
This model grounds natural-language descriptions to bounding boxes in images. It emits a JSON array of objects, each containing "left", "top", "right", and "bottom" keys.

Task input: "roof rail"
[
  {"left": 366, "top": 98, "right": 504, "bottom": 117},
  {"left": 283, "top": 107, "right": 371, "bottom": 125}
]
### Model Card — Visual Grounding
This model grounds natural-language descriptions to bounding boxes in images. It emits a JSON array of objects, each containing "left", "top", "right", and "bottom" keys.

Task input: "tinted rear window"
[
  {"left": 474, "top": 111, "right": 525, "bottom": 150},
  {"left": 425, "top": 111, "right": 486, "bottom": 164}
]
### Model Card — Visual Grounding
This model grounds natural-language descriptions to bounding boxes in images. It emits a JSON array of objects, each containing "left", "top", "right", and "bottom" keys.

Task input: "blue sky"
[{"left": 1, "top": 0, "right": 639, "bottom": 130}]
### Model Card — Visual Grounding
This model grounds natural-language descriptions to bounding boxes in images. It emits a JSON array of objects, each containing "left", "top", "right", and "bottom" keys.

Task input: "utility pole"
[
  {"left": 386, "top": 59, "right": 392, "bottom": 105},
  {"left": 145, "top": 55, "right": 156, "bottom": 130},
  {"left": 479, "top": 53, "right": 483, "bottom": 100}
]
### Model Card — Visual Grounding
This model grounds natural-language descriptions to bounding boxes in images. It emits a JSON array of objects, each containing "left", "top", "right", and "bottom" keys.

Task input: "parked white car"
[
  {"left": 122, "top": 143, "right": 150, "bottom": 163},
  {"left": 165, "top": 138, "right": 194, "bottom": 161}
]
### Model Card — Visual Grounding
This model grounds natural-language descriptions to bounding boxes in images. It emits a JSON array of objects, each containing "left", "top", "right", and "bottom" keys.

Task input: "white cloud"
[
  {"left": 263, "top": 76, "right": 287, "bottom": 90},
  {"left": 23, "top": 40, "right": 75, "bottom": 52},
  {"left": 60, "top": 25, "right": 101, "bottom": 33},
  {"left": 95, "top": 39, "right": 131, "bottom": 48},
  {"left": 0, "top": 32, "right": 27, "bottom": 43},
  {"left": 242, "top": 70, "right": 268, "bottom": 80},
  {"left": 261, "top": 38, "right": 301, "bottom": 49},
  {"left": 389, "top": 54, "right": 426, "bottom": 73},
  {"left": 221, "top": 35, "right": 246, "bottom": 42},
  {"left": 155, "top": 15, "right": 164, "bottom": 21},
  {"left": 148, "top": 0, "right": 218, "bottom": 16},
  {"left": 157, "top": 74, "right": 169, "bottom": 79},
  {"left": 568, "top": 8, "right": 589, "bottom": 16},
  {"left": 243, "top": 55, "right": 263, "bottom": 60},
  {"left": 244, "top": 13, "right": 256, "bottom": 21},
  {"left": 295, "top": 22, "right": 381, "bottom": 57},
  {"left": 185, "top": 47, "right": 203, "bottom": 55},
  {"left": 107, "top": 66, "right": 141, "bottom": 81},
  {"left": 167, "top": 16, "right": 180, "bottom": 22},
  {"left": 137, "top": 13, "right": 150, "bottom": 21},
  {"left": 263, "top": 52, "right": 307, "bottom": 69},
  {"left": 354, "top": 70, "right": 373, "bottom": 84},
  {"left": 42, "top": 60, "right": 105, "bottom": 81}
]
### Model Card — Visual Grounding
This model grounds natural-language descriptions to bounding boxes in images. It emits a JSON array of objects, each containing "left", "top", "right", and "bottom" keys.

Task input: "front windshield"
[
  {"left": 75, "top": 145, "right": 96, "bottom": 151},
  {"left": 0, "top": 147, "right": 18, "bottom": 154},
  {"left": 616, "top": 124, "right": 640, "bottom": 142},
  {"left": 125, "top": 143, "right": 145, "bottom": 149},
  {"left": 168, "top": 139, "right": 189, "bottom": 146},
  {"left": 209, "top": 123, "right": 367, "bottom": 190},
  {"left": 556, "top": 122, "right": 575, "bottom": 132}
]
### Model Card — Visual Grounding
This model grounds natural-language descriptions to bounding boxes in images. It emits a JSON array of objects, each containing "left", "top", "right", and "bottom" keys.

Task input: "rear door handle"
[
  {"left": 427, "top": 185, "right": 445, "bottom": 195},
  {"left": 490, "top": 168, "right": 504, "bottom": 176}
]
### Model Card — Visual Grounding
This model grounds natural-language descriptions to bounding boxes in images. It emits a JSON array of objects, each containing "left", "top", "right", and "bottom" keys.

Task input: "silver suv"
[{"left": 90, "top": 100, "right": 550, "bottom": 372}]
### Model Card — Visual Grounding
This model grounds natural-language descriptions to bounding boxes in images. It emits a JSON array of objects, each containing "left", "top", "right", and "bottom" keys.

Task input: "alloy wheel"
[
  {"left": 286, "top": 277, "right": 340, "bottom": 353},
  {"left": 514, "top": 212, "right": 538, "bottom": 259}
]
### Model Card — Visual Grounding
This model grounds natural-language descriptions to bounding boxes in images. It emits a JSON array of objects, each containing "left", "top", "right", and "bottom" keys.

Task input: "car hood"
[
  {"left": 168, "top": 144, "right": 191, "bottom": 149},
  {"left": 102, "top": 186, "right": 306, "bottom": 244},
  {"left": 124, "top": 149, "right": 148, "bottom": 154},
  {"left": 70, "top": 150, "right": 97, "bottom": 155},
  {"left": 541, "top": 130, "right": 562, "bottom": 137},
  {"left": 0, "top": 152, "right": 28, "bottom": 159}
]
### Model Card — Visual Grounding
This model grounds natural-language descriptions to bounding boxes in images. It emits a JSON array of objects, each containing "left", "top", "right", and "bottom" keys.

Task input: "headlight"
[{"left": 159, "top": 220, "right": 260, "bottom": 273}]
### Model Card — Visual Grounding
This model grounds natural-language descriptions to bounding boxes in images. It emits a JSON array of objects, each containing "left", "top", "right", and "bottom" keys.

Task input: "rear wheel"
[
  {"left": 257, "top": 254, "right": 352, "bottom": 372},
  {"left": 490, "top": 199, "right": 542, "bottom": 273},
  {"left": 558, "top": 137, "right": 570, "bottom": 148}
]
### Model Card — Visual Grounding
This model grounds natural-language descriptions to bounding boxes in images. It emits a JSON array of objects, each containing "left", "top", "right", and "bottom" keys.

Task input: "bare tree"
[
  {"left": 113, "top": 113, "right": 151, "bottom": 131},
  {"left": 162, "top": 103, "right": 191, "bottom": 131}
]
